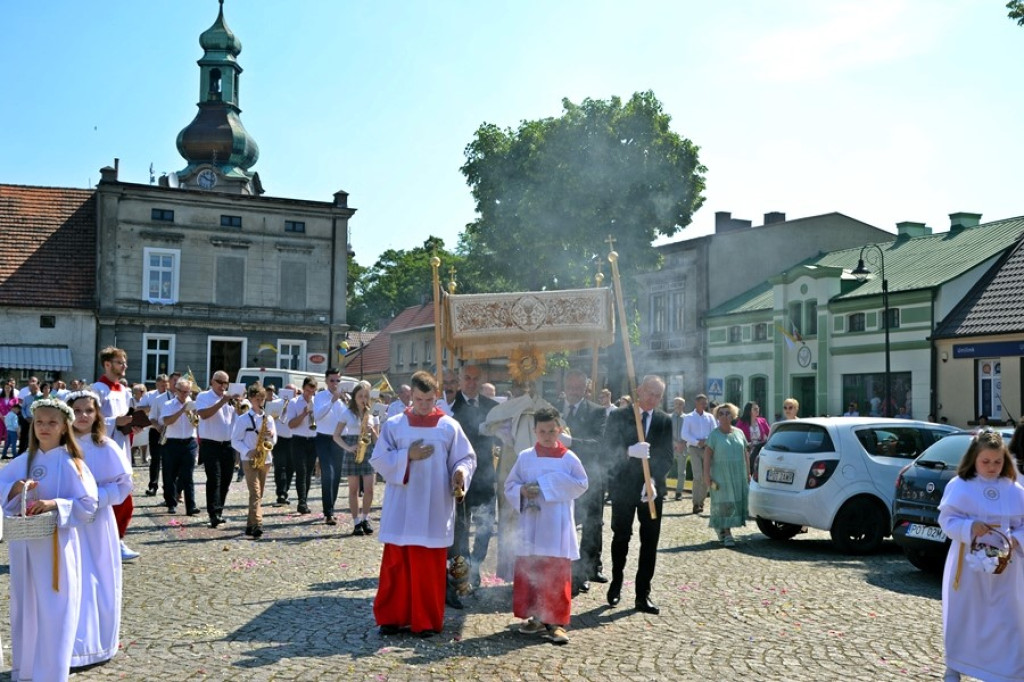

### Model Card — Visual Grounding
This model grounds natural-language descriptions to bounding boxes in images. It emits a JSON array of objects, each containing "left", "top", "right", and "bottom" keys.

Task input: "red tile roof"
[
  {"left": 0, "top": 185, "right": 96, "bottom": 308},
  {"left": 344, "top": 304, "right": 436, "bottom": 375}
]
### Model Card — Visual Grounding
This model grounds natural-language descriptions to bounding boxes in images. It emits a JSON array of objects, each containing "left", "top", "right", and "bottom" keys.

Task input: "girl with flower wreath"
[
  {"left": 938, "top": 430, "right": 1024, "bottom": 681},
  {"left": 0, "top": 398, "right": 99, "bottom": 682},
  {"left": 68, "top": 389, "right": 133, "bottom": 668}
]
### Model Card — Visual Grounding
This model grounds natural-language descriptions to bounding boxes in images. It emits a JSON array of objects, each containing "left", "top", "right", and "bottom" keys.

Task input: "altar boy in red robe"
[
  {"left": 504, "top": 407, "right": 588, "bottom": 645},
  {"left": 370, "top": 371, "right": 476, "bottom": 637}
]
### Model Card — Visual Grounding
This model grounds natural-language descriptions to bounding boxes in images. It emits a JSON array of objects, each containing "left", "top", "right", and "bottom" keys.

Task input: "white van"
[{"left": 233, "top": 368, "right": 359, "bottom": 393}]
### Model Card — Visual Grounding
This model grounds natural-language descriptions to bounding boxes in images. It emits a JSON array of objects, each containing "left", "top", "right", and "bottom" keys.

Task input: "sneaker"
[
  {"left": 517, "top": 618, "right": 546, "bottom": 635},
  {"left": 120, "top": 541, "right": 140, "bottom": 561},
  {"left": 352, "top": 522, "right": 365, "bottom": 536},
  {"left": 361, "top": 519, "right": 373, "bottom": 535},
  {"left": 545, "top": 625, "right": 569, "bottom": 645}
]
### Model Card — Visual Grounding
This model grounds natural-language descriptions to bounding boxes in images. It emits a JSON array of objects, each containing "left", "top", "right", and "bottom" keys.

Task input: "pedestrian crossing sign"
[{"left": 707, "top": 379, "right": 723, "bottom": 399}]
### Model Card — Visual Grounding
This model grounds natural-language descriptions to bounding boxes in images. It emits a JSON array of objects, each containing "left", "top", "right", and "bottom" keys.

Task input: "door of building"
[
  {"left": 209, "top": 338, "right": 245, "bottom": 384},
  {"left": 792, "top": 376, "right": 816, "bottom": 418}
]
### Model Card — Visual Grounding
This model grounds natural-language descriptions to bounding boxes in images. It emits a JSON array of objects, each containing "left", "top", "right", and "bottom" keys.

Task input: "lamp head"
[{"left": 851, "top": 258, "right": 870, "bottom": 282}]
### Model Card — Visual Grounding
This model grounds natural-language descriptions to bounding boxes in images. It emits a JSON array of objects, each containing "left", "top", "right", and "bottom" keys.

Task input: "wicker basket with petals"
[
  {"left": 4, "top": 485, "right": 57, "bottom": 542},
  {"left": 970, "top": 527, "right": 1013, "bottom": 575}
]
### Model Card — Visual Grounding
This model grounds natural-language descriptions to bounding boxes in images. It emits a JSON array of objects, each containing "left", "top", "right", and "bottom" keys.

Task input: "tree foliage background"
[
  {"left": 459, "top": 91, "right": 706, "bottom": 292},
  {"left": 1010, "top": 0, "right": 1024, "bottom": 26},
  {"left": 347, "top": 237, "right": 473, "bottom": 331}
]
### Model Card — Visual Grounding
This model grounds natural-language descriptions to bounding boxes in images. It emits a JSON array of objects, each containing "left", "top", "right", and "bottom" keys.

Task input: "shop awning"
[{"left": 0, "top": 345, "right": 74, "bottom": 371}]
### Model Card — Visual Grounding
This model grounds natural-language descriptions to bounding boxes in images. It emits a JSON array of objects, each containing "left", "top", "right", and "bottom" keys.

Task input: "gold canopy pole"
[
  {"left": 607, "top": 241, "right": 657, "bottom": 519},
  {"left": 430, "top": 256, "right": 444, "bottom": 394},
  {"left": 590, "top": 261, "right": 605, "bottom": 400}
]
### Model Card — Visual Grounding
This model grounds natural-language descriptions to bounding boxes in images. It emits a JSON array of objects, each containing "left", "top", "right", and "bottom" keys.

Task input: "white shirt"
[
  {"left": 195, "top": 389, "right": 235, "bottom": 442},
  {"left": 503, "top": 446, "right": 588, "bottom": 559},
  {"left": 386, "top": 400, "right": 408, "bottom": 419},
  {"left": 161, "top": 396, "right": 197, "bottom": 440},
  {"left": 269, "top": 398, "right": 292, "bottom": 438},
  {"left": 287, "top": 395, "right": 317, "bottom": 438},
  {"left": 681, "top": 409, "right": 716, "bottom": 446},
  {"left": 230, "top": 410, "right": 278, "bottom": 462},
  {"left": 147, "top": 391, "right": 170, "bottom": 433},
  {"left": 337, "top": 407, "right": 378, "bottom": 437},
  {"left": 313, "top": 389, "right": 345, "bottom": 435}
]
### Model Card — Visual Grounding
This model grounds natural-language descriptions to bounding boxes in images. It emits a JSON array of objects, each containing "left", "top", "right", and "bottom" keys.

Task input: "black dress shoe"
[
  {"left": 607, "top": 579, "right": 622, "bottom": 606},
  {"left": 186, "top": 508, "right": 201, "bottom": 516},
  {"left": 635, "top": 597, "right": 660, "bottom": 615},
  {"left": 210, "top": 517, "right": 222, "bottom": 529},
  {"left": 579, "top": 580, "right": 590, "bottom": 593},
  {"left": 297, "top": 504, "right": 311, "bottom": 514},
  {"left": 590, "top": 571, "right": 609, "bottom": 583},
  {"left": 378, "top": 624, "right": 403, "bottom": 636},
  {"left": 244, "top": 526, "right": 254, "bottom": 536}
]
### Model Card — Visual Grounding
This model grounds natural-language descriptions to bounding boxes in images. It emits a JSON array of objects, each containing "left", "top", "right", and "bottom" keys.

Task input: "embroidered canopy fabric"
[{"left": 442, "top": 288, "right": 615, "bottom": 359}]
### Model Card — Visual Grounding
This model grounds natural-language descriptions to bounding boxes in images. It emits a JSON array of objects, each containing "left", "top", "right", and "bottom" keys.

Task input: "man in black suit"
[
  {"left": 604, "top": 374, "right": 673, "bottom": 615},
  {"left": 562, "top": 369, "right": 609, "bottom": 595},
  {"left": 449, "top": 363, "right": 499, "bottom": 594}
]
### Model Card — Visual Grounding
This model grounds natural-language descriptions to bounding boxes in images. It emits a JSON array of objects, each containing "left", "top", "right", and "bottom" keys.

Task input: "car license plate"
[
  {"left": 906, "top": 523, "right": 947, "bottom": 543},
  {"left": 766, "top": 467, "right": 795, "bottom": 484}
]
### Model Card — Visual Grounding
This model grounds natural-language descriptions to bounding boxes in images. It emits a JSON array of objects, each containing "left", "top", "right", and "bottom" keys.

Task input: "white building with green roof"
[{"left": 705, "top": 213, "right": 1024, "bottom": 423}]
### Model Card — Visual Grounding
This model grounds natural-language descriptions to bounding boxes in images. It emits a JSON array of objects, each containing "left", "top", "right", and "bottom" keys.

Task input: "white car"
[{"left": 749, "top": 417, "right": 956, "bottom": 554}]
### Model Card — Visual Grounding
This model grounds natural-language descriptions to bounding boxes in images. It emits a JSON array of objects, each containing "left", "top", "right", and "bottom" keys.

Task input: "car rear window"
[
  {"left": 237, "top": 375, "right": 284, "bottom": 391},
  {"left": 917, "top": 435, "right": 974, "bottom": 468},
  {"left": 854, "top": 426, "right": 929, "bottom": 460},
  {"left": 764, "top": 423, "right": 835, "bottom": 453}
]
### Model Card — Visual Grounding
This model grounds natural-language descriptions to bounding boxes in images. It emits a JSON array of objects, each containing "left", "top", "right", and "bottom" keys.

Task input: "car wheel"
[
  {"left": 904, "top": 547, "right": 945, "bottom": 574},
  {"left": 755, "top": 517, "right": 803, "bottom": 541},
  {"left": 830, "top": 498, "right": 887, "bottom": 554}
]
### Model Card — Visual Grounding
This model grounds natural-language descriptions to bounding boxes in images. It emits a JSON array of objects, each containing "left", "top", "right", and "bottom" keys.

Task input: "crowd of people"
[{"left": 4, "top": 357, "right": 1024, "bottom": 675}]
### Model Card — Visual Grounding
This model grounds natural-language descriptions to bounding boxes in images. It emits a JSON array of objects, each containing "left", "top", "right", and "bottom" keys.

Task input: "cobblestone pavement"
[{"left": 0, "top": 465, "right": 958, "bottom": 681}]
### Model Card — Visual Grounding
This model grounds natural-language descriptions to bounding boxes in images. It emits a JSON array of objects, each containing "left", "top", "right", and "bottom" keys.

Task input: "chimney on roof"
[
  {"left": 715, "top": 211, "right": 753, "bottom": 234},
  {"left": 763, "top": 211, "right": 786, "bottom": 225},
  {"left": 895, "top": 221, "right": 931, "bottom": 239},
  {"left": 333, "top": 189, "right": 349, "bottom": 208},
  {"left": 98, "top": 163, "right": 119, "bottom": 184},
  {"left": 949, "top": 212, "right": 982, "bottom": 235}
]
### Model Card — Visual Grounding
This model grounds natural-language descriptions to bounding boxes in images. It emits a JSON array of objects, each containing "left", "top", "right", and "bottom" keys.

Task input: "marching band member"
[
  {"left": 371, "top": 371, "right": 476, "bottom": 637},
  {"left": 287, "top": 377, "right": 319, "bottom": 515},
  {"left": 313, "top": 368, "right": 348, "bottom": 525},
  {"left": 140, "top": 374, "right": 171, "bottom": 496},
  {"left": 91, "top": 346, "right": 139, "bottom": 561},
  {"left": 68, "top": 390, "right": 132, "bottom": 667},
  {"left": 332, "top": 381, "right": 379, "bottom": 536},
  {"left": 231, "top": 383, "right": 277, "bottom": 538},
  {"left": 0, "top": 398, "right": 98, "bottom": 682},
  {"left": 272, "top": 384, "right": 296, "bottom": 506},
  {"left": 195, "top": 371, "right": 239, "bottom": 529},
  {"left": 160, "top": 378, "right": 201, "bottom": 516}
]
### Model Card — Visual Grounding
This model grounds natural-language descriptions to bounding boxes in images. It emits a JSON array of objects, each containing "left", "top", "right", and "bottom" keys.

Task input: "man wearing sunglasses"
[{"left": 195, "top": 371, "right": 241, "bottom": 528}]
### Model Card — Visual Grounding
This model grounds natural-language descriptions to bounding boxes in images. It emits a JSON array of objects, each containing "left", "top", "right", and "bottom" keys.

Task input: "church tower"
[{"left": 175, "top": 0, "right": 262, "bottom": 195}]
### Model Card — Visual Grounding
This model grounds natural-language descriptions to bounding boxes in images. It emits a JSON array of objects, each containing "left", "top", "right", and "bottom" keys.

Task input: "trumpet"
[
  {"left": 232, "top": 397, "right": 251, "bottom": 416},
  {"left": 307, "top": 397, "right": 316, "bottom": 431}
]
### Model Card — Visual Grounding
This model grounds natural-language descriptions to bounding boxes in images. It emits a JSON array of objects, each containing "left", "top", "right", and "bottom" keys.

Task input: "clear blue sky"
[{"left": 2, "top": 1, "right": 1021, "bottom": 266}]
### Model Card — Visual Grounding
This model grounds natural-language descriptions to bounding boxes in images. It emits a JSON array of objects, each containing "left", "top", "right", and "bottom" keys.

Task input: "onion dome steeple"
[{"left": 175, "top": 0, "right": 261, "bottom": 195}]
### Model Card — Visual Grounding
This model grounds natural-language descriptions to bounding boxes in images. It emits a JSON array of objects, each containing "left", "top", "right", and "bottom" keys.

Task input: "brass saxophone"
[
  {"left": 354, "top": 406, "right": 373, "bottom": 464},
  {"left": 251, "top": 410, "right": 273, "bottom": 471}
]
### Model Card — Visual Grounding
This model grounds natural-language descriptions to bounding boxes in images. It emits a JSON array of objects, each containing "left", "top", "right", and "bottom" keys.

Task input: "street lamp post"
[{"left": 851, "top": 244, "right": 891, "bottom": 417}]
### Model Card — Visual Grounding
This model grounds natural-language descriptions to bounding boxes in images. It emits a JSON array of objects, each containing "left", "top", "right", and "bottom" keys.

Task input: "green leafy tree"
[
  {"left": 460, "top": 91, "right": 706, "bottom": 291},
  {"left": 1010, "top": 1, "right": 1024, "bottom": 25},
  {"left": 347, "top": 237, "right": 472, "bottom": 331}
]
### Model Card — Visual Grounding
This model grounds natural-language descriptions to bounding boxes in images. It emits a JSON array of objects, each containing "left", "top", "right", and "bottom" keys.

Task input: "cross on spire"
[{"left": 605, "top": 234, "right": 617, "bottom": 253}]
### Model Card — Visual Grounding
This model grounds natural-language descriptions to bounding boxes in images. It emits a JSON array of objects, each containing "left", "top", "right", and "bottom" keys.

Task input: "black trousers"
[
  {"left": 291, "top": 436, "right": 317, "bottom": 507},
  {"left": 609, "top": 489, "right": 664, "bottom": 599},
  {"left": 162, "top": 437, "right": 198, "bottom": 512},
  {"left": 148, "top": 428, "right": 163, "bottom": 490},
  {"left": 574, "top": 469, "right": 606, "bottom": 582},
  {"left": 273, "top": 437, "right": 293, "bottom": 500},
  {"left": 201, "top": 439, "right": 235, "bottom": 520}
]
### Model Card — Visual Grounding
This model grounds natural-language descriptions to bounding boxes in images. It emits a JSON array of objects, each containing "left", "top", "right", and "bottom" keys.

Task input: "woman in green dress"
[{"left": 703, "top": 403, "right": 749, "bottom": 546}]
